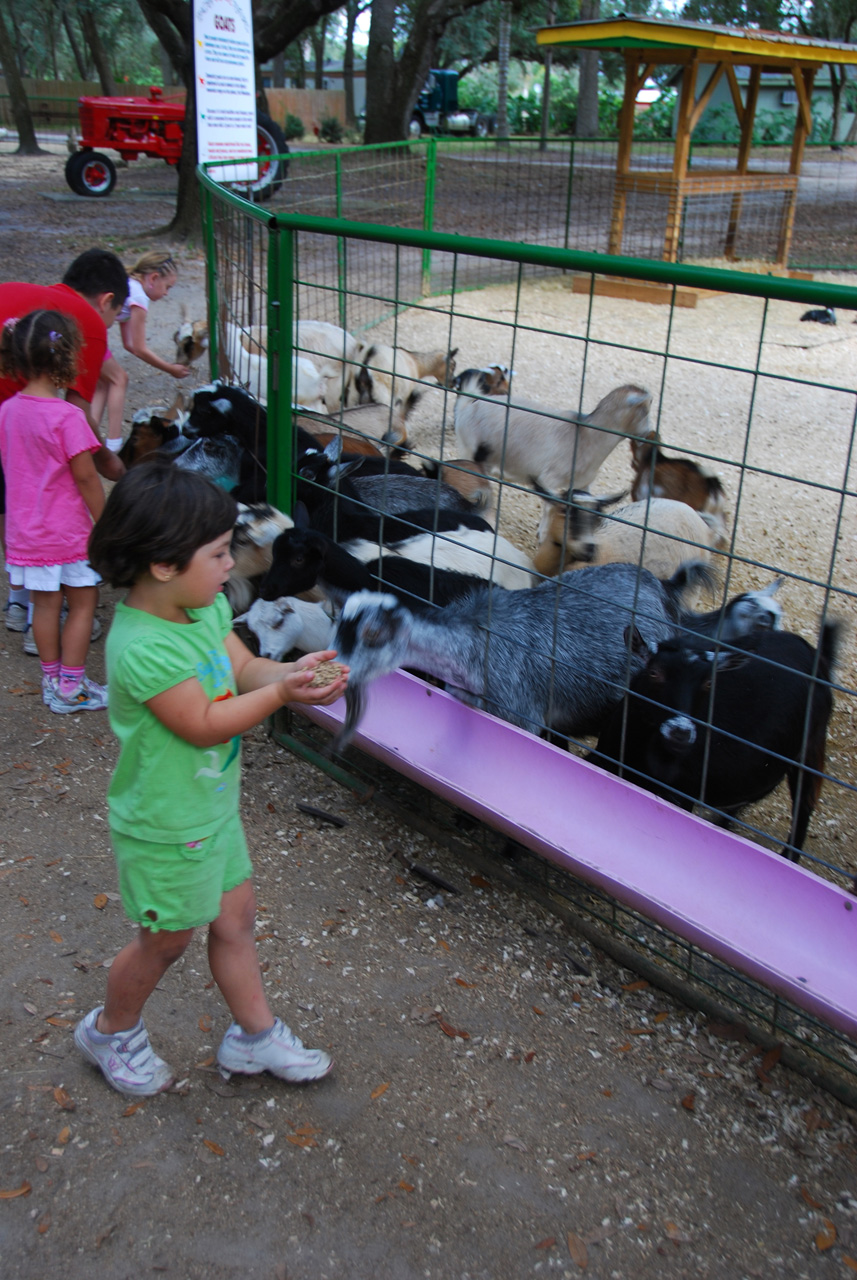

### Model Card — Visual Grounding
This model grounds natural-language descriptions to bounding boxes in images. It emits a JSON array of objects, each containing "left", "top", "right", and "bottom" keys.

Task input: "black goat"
[{"left": 590, "top": 623, "right": 839, "bottom": 860}]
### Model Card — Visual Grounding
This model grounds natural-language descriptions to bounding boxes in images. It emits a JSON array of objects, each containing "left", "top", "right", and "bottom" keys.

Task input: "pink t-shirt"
[{"left": 0, "top": 393, "right": 101, "bottom": 566}]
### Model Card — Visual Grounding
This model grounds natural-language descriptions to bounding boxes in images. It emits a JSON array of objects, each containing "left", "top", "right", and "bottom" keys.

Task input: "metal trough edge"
[{"left": 297, "top": 670, "right": 857, "bottom": 1040}]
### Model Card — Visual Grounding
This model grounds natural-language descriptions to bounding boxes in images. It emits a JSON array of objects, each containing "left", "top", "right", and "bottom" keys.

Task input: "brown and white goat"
[
  {"left": 295, "top": 401, "right": 409, "bottom": 453},
  {"left": 630, "top": 434, "right": 727, "bottom": 540},
  {"left": 533, "top": 492, "right": 722, "bottom": 579},
  {"left": 350, "top": 340, "right": 458, "bottom": 418},
  {"left": 173, "top": 319, "right": 209, "bottom": 367}
]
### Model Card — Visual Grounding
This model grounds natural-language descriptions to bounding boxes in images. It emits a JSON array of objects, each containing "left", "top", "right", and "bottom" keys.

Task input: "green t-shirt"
[{"left": 106, "top": 592, "right": 241, "bottom": 842}]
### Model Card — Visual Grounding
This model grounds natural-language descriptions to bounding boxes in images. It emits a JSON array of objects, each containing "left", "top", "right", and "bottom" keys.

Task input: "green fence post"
[
  {"left": 266, "top": 222, "right": 295, "bottom": 516},
  {"left": 563, "top": 137, "right": 575, "bottom": 253},
  {"left": 202, "top": 182, "right": 220, "bottom": 377},
  {"left": 421, "top": 136, "right": 437, "bottom": 297},
  {"left": 335, "top": 151, "right": 347, "bottom": 329}
]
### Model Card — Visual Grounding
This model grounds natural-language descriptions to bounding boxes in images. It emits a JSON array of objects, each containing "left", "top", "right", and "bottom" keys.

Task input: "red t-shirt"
[{"left": 0, "top": 282, "right": 107, "bottom": 407}]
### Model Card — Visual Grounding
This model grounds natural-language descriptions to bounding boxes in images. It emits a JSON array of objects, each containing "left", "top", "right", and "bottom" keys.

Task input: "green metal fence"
[
  {"left": 198, "top": 156, "right": 857, "bottom": 1093},
  {"left": 275, "top": 136, "right": 857, "bottom": 271}
]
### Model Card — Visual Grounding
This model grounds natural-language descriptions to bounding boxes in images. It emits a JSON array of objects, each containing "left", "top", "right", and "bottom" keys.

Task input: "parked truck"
[{"left": 409, "top": 70, "right": 495, "bottom": 139}]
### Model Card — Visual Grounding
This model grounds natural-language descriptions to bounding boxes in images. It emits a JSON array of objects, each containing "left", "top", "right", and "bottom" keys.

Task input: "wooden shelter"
[{"left": 536, "top": 16, "right": 857, "bottom": 265}]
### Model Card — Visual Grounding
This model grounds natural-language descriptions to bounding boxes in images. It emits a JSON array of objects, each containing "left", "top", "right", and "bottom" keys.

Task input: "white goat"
[
  {"left": 533, "top": 493, "right": 722, "bottom": 579},
  {"left": 219, "top": 320, "right": 359, "bottom": 412},
  {"left": 454, "top": 383, "right": 652, "bottom": 539},
  {"left": 234, "top": 595, "right": 336, "bottom": 660}
]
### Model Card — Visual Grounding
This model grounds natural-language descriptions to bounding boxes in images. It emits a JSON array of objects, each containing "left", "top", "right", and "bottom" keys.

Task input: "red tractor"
[{"left": 65, "top": 86, "right": 288, "bottom": 199}]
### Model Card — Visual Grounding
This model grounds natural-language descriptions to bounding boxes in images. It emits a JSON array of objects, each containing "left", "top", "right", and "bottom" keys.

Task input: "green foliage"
[
  {"left": 283, "top": 113, "right": 306, "bottom": 141},
  {"left": 633, "top": 89, "right": 678, "bottom": 141},
  {"left": 319, "top": 115, "right": 345, "bottom": 144},
  {"left": 8, "top": 0, "right": 162, "bottom": 86}
]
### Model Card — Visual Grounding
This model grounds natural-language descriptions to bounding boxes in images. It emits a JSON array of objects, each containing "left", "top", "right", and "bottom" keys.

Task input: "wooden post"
[
  {"left": 724, "top": 64, "right": 761, "bottom": 261},
  {"left": 777, "top": 65, "right": 815, "bottom": 265},
  {"left": 607, "top": 52, "right": 642, "bottom": 256},
  {"left": 663, "top": 56, "right": 697, "bottom": 261}
]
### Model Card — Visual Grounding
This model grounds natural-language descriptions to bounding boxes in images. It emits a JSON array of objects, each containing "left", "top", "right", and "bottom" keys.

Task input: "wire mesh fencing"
[
  {"left": 264, "top": 137, "right": 857, "bottom": 270},
  {"left": 199, "top": 164, "right": 857, "bottom": 1087}
]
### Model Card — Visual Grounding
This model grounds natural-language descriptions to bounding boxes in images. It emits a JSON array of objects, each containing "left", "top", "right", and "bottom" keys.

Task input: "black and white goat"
[
  {"left": 329, "top": 561, "right": 711, "bottom": 750},
  {"left": 590, "top": 620, "right": 839, "bottom": 860}
]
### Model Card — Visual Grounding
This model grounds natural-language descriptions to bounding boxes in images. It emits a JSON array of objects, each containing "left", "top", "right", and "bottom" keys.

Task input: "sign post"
[{"left": 193, "top": 0, "right": 258, "bottom": 183}]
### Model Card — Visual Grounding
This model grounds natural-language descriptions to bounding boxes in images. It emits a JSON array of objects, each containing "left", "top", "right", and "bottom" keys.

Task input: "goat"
[
  {"left": 259, "top": 526, "right": 495, "bottom": 613},
  {"left": 533, "top": 493, "right": 722, "bottom": 579},
  {"left": 226, "top": 502, "right": 294, "bottom": 614},
  {"left": 629, "top": 434, "right": 727, "bottom": 533},
  {"left": 343, "top": 525, "right": 535, "bottom": 590},
  {"left": 420, "top": 458, "right": 494, "bottom": 512},
  {"left": 678, "top": 579, "right": 783, "bottom": 642},
  {"left": 329, "top": 560, "right": 711, "bottom": 750},
  {"left": 590, "top": 622, "right": 839, "bottom": 861},
  {"left": 350, "top": 340, "right": 458, "bottom": 419},
  {"left": 220, "top": 320, "right": 359, "bottom": 412},
  {"left": 454, "top": 383, "right": 653, "bottom": 536},
  {"left": 118, "top": 394, "right": 187, "bottom": 467},
  {"left": 450, "top": 366, "right": 511, "bottom": 397},
  {"left": 184, "top": 382, "right": 269, "bottom": 502},
  {"left": 234, "top": 595, "right": 335, "bottom": 660},
  {"left": 295, "top": 401, "right": 408, "bottom": 451},
  {"left": 173, "top": 319, "right": 209, "bottom": 367}
]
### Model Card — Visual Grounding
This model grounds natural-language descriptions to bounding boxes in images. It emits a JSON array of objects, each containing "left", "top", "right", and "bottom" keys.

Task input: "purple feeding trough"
[{"left": 298, "top": 669, "right": 857, "bottom": 1040}]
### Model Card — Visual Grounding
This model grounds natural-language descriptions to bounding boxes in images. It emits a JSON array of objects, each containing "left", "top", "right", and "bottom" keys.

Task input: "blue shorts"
[{"left": 111, "top": 812, "right": 253, "bottom": 933}]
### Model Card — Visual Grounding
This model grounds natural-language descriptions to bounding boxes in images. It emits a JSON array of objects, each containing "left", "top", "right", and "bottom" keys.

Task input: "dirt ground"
[{"left": 2, "top": 138, "right": 857, "bottom": 1280}]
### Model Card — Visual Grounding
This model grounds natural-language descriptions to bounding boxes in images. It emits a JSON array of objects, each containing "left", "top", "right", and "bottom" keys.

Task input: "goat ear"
[
  {"left": 294, "top": 501, "right": 310, "bottom": 529},
  {"left": 594, "top": 490, "right": 627, "bottom": 513},
  {"left": 323, "top": 436, "right": 343, "bottom": 464},
  {"left": 624, "top": 625, "right": 651, "bottom": 659}
]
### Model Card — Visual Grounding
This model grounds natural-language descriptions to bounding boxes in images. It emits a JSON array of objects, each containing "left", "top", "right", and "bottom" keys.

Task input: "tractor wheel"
[
  {"left": 228, "top": 113, "right": 289, "bottom": 201},
  {"left": 65, "top": 150, "right": 117, "bottom": 198}
]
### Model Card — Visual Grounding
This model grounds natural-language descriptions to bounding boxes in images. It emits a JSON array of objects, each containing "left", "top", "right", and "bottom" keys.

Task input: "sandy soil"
[{"left": 1, "top": 138, "right": 857, "bottom": 1280}]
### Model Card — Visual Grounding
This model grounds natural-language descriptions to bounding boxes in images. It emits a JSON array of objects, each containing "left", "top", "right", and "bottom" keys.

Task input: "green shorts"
[{"left": 111, "top": 812, "right": 253, "bottom": 933}]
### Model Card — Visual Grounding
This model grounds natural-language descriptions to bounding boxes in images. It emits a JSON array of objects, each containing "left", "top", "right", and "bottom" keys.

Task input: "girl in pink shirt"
[{"left": 0, "top": 310, "right": 108, "bottom": 713}]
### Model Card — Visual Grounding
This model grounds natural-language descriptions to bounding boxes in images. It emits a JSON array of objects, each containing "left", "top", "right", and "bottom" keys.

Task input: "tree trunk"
[
  {"left": 575, "top": 0, "right": 600, "bottom": 137},
  {"left": 539, "top": 0, "right": 556, "bottom": 152},
  {"left": 256, "top": 63, "right": 270, "bottom": 118},
  {"left": 272, "top": 51, "right": 286, "bottom": 90},
  {"left": 497, "top": 1, "right": 512, "bottom": 142},
  {"left": 343, "top": 1, "right": 359, "bottom": 128},
  {"left": 364, "top": 0, "right": 398, "bottom": 143},
  {"left": 63, "top": 11, "right": 89, "bottom": 81},
  {"left": 0, "top": 9, "right": 44, "bottom": 155},
  {"left": 310, "top": 17, "right": 327, "bottom": 91},
  {"left": 77, "top": 4, "right": 117, "bottom": 97}
]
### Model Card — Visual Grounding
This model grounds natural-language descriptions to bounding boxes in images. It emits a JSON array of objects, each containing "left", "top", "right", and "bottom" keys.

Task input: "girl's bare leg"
[
  {"left": 60, "top": 584, "right": 97, "bottom": 668},
  {"left": 30, "top": 589, "right": 63, "bottom": 664},
  {"left": 208, "top": 878, "right": 274, "bottom": 1034},
  {"left": 98, "top": 925, "right": 195, "bottom": 1034}
]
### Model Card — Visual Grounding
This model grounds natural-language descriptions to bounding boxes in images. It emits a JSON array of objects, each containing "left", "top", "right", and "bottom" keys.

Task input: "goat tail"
[
  {"left": 661, "top": 560, "right": 720, "bottom": 617},
  {"left": 330, "top": 683, "right": 365, "bottom": 755},
  {"left": 818, "top": 618, "right": 843, "bottom": 680}
]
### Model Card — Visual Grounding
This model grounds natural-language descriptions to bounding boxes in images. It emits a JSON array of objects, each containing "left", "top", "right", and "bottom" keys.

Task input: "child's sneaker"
[
  {"left": 4, "top": 601, "right": 27, "bottom": 632},
  {"left": 41, "top": 674, "right": 57, "bottom": 706},
  {"left": 46, "top": 677, "right": 108, "bottom": 714},
  {"left": 74, "top": 1007, "right": 175, "bottom": 1097},
  {"left": 23, "top": 628, "right": 39, "bottom": 656},
  {"left": 217, "top": 1018, "right": 333, "bottom": 1083}
]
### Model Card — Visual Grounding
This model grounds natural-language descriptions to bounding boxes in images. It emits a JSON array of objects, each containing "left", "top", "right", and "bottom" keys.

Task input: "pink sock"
[
  {"left": 59, "top": 665, "right": 85, "bottom": 697},
  {"left": 41, "top": 660, "right": 60, "bottom": 681}
]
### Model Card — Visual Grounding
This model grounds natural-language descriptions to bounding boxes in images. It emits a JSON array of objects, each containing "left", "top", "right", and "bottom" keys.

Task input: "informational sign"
[{"left": 193, "top": 0, "right": 258, "bottom": 183}]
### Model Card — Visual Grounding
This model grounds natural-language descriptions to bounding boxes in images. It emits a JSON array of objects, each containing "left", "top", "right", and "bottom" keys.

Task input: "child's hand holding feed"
[{"left": 280, "top": 651, "right": 349, "bottom": 706}]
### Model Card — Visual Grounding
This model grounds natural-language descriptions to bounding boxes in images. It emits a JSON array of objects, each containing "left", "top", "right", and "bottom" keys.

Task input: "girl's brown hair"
[
  {"left": 126, "top": 250, "right": 178, "bottom": 279},
  {"left": 88, "top": 459, "right": 237, "bottom": 588},
  {"left": 0, "top": 309, "right": 81, "bottom": 387}
]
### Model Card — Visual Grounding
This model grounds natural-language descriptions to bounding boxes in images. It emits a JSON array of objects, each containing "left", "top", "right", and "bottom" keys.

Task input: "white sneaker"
[
  {"left": 23, "top": 628, "right": 39, "bottom": 656},
  {"left": 4, "top": 602, "right": 28, "bottom": 632},
  {"left": 41, "top": 674, "right": 57, "bottom": 706},
  {"left": 217, "top": 1018, "right": 333, "bottom": 1083},
  {"left": 74, "top": 1007, "right": 175, "bottom": 1097},
  {"left": 46, "top": 677, "right": 108, "bottom": 714}
]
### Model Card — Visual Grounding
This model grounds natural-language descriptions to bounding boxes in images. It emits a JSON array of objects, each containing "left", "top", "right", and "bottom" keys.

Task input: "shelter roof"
[{"left": 535, "top": 15, "right": 857, "bottom": 66}]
